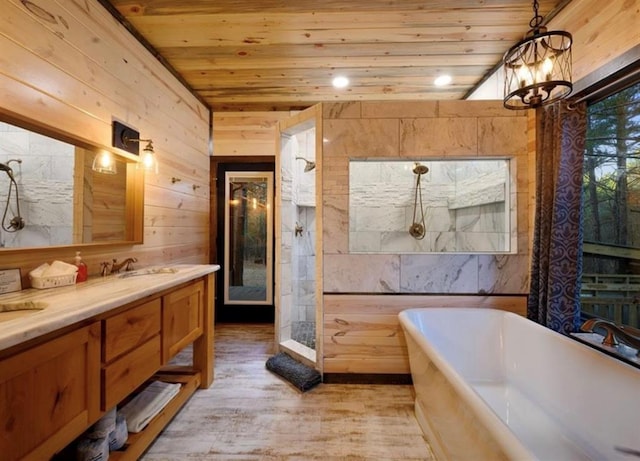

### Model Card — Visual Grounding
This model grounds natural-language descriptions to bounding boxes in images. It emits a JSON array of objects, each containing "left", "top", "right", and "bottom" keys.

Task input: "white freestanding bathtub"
[{"left": 399, "top": 308, "right": 640, "bottom": 461}]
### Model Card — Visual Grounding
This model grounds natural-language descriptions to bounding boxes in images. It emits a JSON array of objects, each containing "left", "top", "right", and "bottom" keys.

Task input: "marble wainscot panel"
[
  {"left": 400, "top": 255, "right": 479, "bottom": 293},
  {"left": 323, "top": 254, "right": 400, "bottom": 293}
]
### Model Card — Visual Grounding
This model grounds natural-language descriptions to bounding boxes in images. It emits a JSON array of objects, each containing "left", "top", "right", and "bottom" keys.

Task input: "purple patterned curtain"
[{"left": 528, "top": 100, "right": 587, "bottom": 334}]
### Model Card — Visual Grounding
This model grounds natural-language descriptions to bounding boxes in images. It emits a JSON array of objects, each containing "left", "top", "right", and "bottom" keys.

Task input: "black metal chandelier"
[{"left": 503, "top": 0, "right": 573, "bottom": 109}]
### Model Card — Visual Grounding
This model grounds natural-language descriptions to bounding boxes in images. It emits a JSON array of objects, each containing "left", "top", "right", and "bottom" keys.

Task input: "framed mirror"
[
  {"left": 223, "top": 171, "right": 274, "bottom": 305},
  {"left": 349, "top": 158, "right": 515, "bottom": 254},
  {"left": 0, "top": 118, "right": 144, "bottom": 250}
]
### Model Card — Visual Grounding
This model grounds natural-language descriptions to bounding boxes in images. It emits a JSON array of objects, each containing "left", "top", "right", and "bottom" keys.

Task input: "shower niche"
[{"left": 349, "top": 158, "right": 515, "bottom": 254}]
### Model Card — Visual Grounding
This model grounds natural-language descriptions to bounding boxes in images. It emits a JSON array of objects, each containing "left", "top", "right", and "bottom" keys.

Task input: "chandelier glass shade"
[{"left": 503, "top": 1, "right": 572, "bottom": 109}]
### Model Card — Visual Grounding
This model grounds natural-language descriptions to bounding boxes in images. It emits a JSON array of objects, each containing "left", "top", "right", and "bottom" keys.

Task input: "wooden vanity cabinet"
[
  {"left": 0, "top": 323, "right": 101, "bottom": 461},
  {"left": 0, "top": 272, "right": 214, "bottom": 461}
]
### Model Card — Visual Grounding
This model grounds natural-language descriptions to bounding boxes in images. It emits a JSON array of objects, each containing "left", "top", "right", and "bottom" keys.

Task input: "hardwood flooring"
[{"left": 141, "top": 323, "right": 433, "bottom": 461}]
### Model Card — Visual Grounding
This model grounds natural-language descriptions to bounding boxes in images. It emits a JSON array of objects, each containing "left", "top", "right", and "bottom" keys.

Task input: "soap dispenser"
[{"left": 74, "top": 251, "right": 88, "bottom": 283}]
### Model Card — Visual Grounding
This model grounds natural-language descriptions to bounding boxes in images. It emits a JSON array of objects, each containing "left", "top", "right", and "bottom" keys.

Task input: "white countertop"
[{"left": 0, "top": 264, "right": 220, "bottom": 352}]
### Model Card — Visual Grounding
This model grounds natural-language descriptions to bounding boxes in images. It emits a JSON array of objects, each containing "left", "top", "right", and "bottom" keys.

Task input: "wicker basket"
[{"left": 30, "top": 273, "right": 77, "bottom": 289}]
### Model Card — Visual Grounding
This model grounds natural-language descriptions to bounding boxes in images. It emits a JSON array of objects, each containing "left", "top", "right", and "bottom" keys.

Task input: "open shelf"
[{"left": 109, "top": 371, "right": 201, "bottom": 461}]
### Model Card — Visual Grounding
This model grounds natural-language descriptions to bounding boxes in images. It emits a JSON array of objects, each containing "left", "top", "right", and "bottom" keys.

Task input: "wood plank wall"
[
  {"left": 0, "top": 0, "right": 210, "bottom": 285},
  {"left": 549, "top": 0, "right": 640, "bottom": 84},
  {"left": 213, "top": 112, "right": 293, "bottom": 157},
  {"left": 324, "top": 294, "right": 527, "bottom": 374}
]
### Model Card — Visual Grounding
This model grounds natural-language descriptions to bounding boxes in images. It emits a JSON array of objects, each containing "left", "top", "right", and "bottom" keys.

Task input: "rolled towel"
[
  {"left": 85, "top": 407, "right": 116, "bottom": 439},
  {"left": 76, "top": 436, "right": 108, "bottom": 461},
  {"left": 119, "top": 380, "right": 181, "bottom": 433},
  {"left": 108, "top": 413, "right": 128, "bottom": 451}
]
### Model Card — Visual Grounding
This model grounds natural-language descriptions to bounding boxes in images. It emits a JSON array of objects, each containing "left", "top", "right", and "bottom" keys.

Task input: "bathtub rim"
[{"left": 399, "top": 307, "right": 535, "bottom": 461}]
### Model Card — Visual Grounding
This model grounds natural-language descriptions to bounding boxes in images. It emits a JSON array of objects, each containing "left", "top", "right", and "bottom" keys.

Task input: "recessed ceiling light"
[
  {"left": 434, "top": 75, "right": 452, "bottom": 87},
  {"left": 332, "top": 76, "right": 350, "bottom": 89}
]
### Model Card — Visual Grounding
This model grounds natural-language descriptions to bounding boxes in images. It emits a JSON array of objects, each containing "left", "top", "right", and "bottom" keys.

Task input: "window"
[{"left": 581, "top": 80, "right": 640, "bottom": 329}]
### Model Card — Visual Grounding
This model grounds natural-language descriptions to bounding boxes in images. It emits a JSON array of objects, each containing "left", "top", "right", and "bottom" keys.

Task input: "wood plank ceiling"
[{"left": 103, "top": 0, "right": 572, "bottom": 112}]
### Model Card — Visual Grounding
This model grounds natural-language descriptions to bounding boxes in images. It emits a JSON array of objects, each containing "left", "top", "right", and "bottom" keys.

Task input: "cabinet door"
[
  {"left": 0, "top": 323, "right": 101, "bottom": 461},
  {"left": 163, "top": 280, "right": 204, "bottom": 362}
]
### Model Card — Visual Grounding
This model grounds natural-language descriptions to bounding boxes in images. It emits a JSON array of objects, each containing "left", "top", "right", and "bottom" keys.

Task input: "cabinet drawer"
[
  {"left": 163, "top": 280, "right": 204, "bottom": 363},
  {"left": 103, "top": 298, "right": 161, "bottom": 363},
  {"left": 102, "top": 335, "right": 161, "bottom": 410}
]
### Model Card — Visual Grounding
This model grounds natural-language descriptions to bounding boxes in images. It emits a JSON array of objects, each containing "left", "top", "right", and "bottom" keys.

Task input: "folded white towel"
[{"left": 119, "top": 381, "right": 181, "bottom": 433}]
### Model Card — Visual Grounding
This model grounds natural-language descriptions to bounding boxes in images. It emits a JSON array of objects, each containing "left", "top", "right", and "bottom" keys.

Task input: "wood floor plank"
[{"left": 141, "top": 323, "right": 433, "bottom": 460}]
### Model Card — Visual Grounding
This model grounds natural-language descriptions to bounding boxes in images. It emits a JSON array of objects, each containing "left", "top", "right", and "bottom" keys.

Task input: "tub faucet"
[
  {"left": 580, "top": 318, "right": 640, "bottom": 355},
  {"left": 109, "top": 257, "right": 138, "bottom": 274}
]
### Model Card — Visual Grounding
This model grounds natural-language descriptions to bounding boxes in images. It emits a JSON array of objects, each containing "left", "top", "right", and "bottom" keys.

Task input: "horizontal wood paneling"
[
  {"left": 213, "top": 112, "right": 292, "bottom": 157},
  {"left": 0, "top": 0, "right": 211, "bottom": 285},
  {"left": 323, "top": 294, "right": 527, "bottom": 374}
]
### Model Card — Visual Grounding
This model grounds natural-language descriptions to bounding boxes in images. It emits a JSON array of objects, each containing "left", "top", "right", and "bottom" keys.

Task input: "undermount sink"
[{"left": 117, "top": 267, "right": 179, "bottom": 278}]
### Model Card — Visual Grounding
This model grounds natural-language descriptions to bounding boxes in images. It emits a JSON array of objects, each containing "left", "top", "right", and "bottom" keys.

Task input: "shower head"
[
  {"left": 296, "top": 156, "right": 316, "bottom": 172},
  {"left": 412, "top": 163, "right": 429, "bottom": 175}
]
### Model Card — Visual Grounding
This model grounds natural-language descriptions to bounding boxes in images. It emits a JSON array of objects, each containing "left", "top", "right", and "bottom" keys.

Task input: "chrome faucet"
[
  {"left": 580, "top": 318, "right": 640, "bottom": 355},
  {"left": 109, "top": 257, "right": 137, "bottom": 274}
]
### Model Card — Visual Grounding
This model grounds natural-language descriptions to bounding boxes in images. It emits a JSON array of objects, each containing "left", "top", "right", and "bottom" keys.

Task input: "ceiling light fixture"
[
  {"left": 502, "top": 0, "right": 572, "bottom": 110},
  {"left": 332, "top": 76, "right": 350, "bottom": 89},
  {"left": 434, "top": 75, "right": 452, "bottom": 87}
]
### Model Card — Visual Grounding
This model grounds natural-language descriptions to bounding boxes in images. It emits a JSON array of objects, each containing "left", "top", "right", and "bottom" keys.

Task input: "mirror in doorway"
[
  {"left": 223, "top": 171, "right": 274, "bottom": 305},
  {"left": 349, "top": 158, "right": 515, "bottom": 253}
]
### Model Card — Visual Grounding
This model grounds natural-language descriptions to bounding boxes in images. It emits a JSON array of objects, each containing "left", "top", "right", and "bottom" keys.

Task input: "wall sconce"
[
  {"left": 112, "top": 121, "right": 158, "bottom": 173},
  {"left": 92, "top": 150, "right": 117, "bottom": 174}
]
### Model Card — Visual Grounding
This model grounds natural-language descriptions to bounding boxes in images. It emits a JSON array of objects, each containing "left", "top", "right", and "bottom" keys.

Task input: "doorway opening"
[{"left": 214, "top": 161, "right": 275, "bottom": 323}]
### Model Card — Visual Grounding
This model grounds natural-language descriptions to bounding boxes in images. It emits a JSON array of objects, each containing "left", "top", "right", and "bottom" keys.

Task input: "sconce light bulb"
[
  {"left": 92, "top": 151, "right": 117, "bottom": 174},
  {"left": 139, "top": 142, "right": 158, "bottom": 174},
  {"left": 99, "top": 152, "right": 112, "bottom": 168}
]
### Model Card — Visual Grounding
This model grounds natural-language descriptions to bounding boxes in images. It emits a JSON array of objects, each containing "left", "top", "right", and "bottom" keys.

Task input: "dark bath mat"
[{"left": 265, "top": 352, "right": 321, "bottom": 392}]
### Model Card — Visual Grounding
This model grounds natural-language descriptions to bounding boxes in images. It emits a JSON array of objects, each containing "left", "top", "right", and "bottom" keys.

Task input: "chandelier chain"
[{"left": 529, "top": 0, "right": 544, "bottom": 30}]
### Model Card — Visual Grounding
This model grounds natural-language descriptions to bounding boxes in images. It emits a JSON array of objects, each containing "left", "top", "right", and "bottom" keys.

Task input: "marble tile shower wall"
[
  {"left": 322, "top": 101, "right": 531, "bottom": 295},
  {"left": 0, "top": 122, "right": 73, "bottom": 248},
  {"left": 349, "top": 161, "right": 508, "bottom": 253},
  {"left": 280, "top": 127, "right": 317, "bottom": 328},
  {"left": 294, "top": 206, "right": 316, "bottom": 322},
  {"left": 279, "top": 133, "right": 295, "bottom": 339}
]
